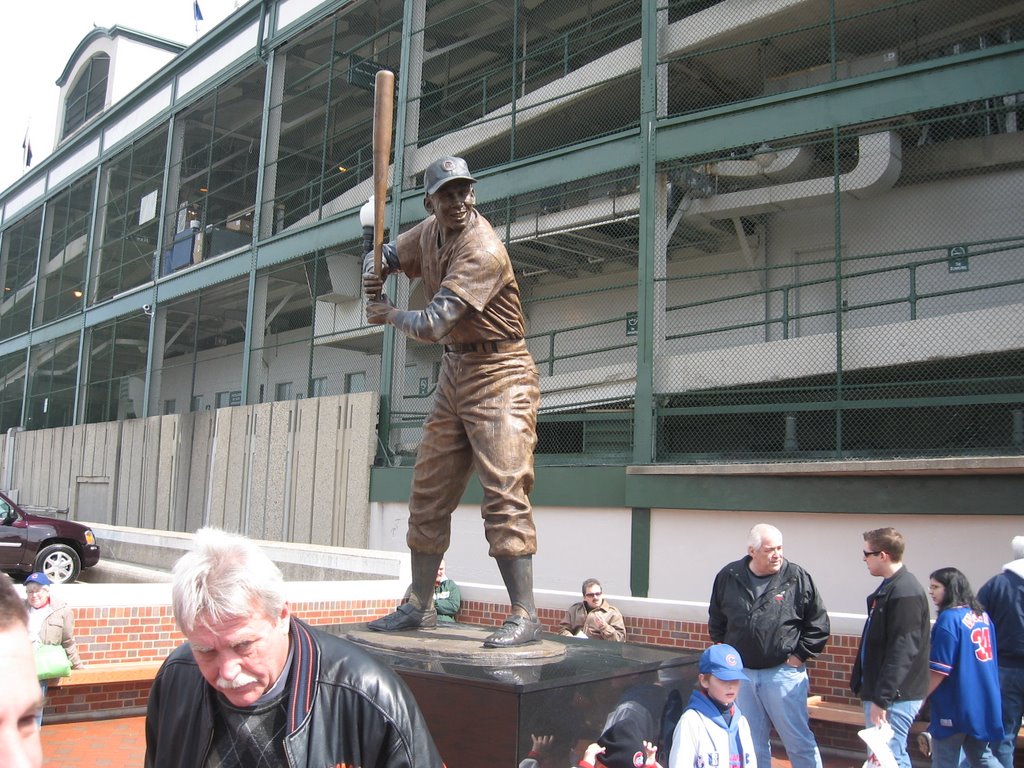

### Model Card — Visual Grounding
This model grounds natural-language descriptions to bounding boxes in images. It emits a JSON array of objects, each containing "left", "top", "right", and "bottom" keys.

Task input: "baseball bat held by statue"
[{"left": 372, "top": 69, "right": 395, "bottom": 295}]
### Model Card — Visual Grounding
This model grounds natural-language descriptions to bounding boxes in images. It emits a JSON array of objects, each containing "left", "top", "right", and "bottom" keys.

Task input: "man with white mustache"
[
  {"left": 216, "top": 671, "right": 258, "bottom": 690},
  {"left": 144, "top": 527, "right": 443, "bottom": 768}
]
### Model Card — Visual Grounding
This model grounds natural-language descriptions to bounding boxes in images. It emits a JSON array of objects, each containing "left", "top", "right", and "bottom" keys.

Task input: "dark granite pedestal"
[{"left": 325, "top": 623, "right": 699, "bottom": 767}]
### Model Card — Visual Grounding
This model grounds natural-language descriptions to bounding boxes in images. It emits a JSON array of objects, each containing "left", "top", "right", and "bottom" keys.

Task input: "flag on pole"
[
  {"left": 193, "top": 1, "right": 203, "bottom": 21},
  {"left": 22, "top": 130, "right": 32, "bottom": 168}
]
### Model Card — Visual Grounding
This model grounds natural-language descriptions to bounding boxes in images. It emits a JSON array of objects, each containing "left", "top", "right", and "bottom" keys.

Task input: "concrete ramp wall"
[{"left": 6, "top": 392, "right": 378, "bottom": 548}]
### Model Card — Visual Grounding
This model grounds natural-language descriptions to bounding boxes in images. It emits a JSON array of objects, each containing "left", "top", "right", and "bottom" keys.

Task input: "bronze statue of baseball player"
[{"left": 362, "top": 156, "right": 542, "bottom": 648}]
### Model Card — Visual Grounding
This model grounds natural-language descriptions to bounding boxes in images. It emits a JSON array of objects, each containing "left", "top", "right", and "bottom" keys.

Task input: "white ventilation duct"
[
  {"left": 684, "top": 131, "right": 902, "bottom": 221},
  {"left": 701, "top": 144, "right": 815, "bottom": 182}
]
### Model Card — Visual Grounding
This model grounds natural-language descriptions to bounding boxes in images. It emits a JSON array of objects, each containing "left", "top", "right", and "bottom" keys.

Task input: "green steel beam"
[
  {"left": 632, "top": 0, "right": 657, "bottom": 464},
  {"left": 80, "top": 286, "right": 155, "bottom": 329},
  {"left": 241, "top": 41, "right": 279, "bottom": 407},
  {"left": 472, "top": 133, "right": 641, "bottom": 205},
  {"left": 623, "top": 472, "right": 1024, "bottom": 515},
  {"left": 253, "top": 133, "right": 646, "bottom": 271},
  {"left": 371, "top": 465, "right": 1023, "bottom": 516},
  {"left": 832, "top": 127, "right": 844, "bottom": 458},
  {"left": 255, "top": 214, "right": 363, "bottom": 269},
  {"left": 24, "top": 315, "right": 82, "bottom": 346},
  {"left": 630, "top": 507, "right": 651, "bottom": 598},
  {"left": 150, "top": 250, "right": 253, "bottom": 302},
  {"left": 269, "top": 0, "right": 355, "bottom": 40},
  {"left": 656, "top": 45, "right": 1024, "bottom": 160},
  {"left": 0, "top": 334, "right": 28, "bottom": 359},
  {"left": 222, "top": 44, "right": 1024, "bottom": 278},
  {"left": 374, "top": 0, "right": 420, "bottom": 459},
  {"left": 369, "top": 465, "right": 627, "bottom": 508},
  {"left": 72, "top": 167, "right": 104, "bottom": 424},
  {"left": 658, "top": 392, "right": 1024, "bottom": 416}
]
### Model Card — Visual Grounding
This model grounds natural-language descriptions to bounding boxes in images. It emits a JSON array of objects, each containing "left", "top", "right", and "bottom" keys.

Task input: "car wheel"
[{"left": 35, "top": 544, "right": 81, "bottom": 584}]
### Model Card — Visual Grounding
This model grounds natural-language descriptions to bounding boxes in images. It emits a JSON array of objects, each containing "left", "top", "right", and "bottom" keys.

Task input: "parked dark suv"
[{"left": 0, "top": 491, "right": 100, "bottom": 583}]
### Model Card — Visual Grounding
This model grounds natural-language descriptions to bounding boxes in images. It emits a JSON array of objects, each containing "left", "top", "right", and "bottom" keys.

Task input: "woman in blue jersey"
[{"left": 925, "top": 567, "right": 1003, "bottom": 768}]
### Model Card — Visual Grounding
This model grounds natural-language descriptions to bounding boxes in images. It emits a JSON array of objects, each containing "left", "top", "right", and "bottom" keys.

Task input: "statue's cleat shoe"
[
  {"left": 367, "top": 602, "right": 437, "bottom": 631},
  {"left": 482, "top": 615, "right": 543, "bottom": 647},
  {"left": 488, "top": 668, "right": 526, "bottom": 685}
]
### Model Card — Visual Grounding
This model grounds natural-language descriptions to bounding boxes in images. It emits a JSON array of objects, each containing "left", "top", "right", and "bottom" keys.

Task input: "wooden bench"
[
  {"left": 44, "top": 660, "right": 163, "bottom": 724},
  {"left": 807, "top": 696, "right": 1024, "bottom": 747},
  {"left": 807, "top": 696, "right": 863, "bottom": 726},
  {"left": 51, "top": 660, "right": 163, "bottom": 687}
]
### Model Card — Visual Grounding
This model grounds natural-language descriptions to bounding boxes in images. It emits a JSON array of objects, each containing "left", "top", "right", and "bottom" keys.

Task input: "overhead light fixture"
[
  {"left": 338, "top": 165, "right": 348, "bottom": 173},
  {"left": 199, "top": 187, "right": 208, "bottom": 193},
  {"left": 72, "top": 289, "right": 84, "bottom": 298}
]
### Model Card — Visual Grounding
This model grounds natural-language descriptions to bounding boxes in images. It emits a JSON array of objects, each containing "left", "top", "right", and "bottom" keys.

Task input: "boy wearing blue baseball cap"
[{"left": 668, "top": 644, "right": 756, "bottom": 768}]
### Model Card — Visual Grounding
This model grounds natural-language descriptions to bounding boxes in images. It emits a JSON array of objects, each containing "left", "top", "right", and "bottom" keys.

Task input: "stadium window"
[{"left": 62, "top": 54, "right": 110, "bottom": 139}]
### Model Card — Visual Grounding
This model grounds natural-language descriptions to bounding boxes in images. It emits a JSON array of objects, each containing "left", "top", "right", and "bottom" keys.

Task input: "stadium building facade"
[{"left": 0, "top": 0, "right": 1020, "bottom": 604}]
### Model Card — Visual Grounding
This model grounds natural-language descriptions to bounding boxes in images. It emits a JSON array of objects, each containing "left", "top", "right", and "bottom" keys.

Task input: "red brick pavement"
[
  {"left": 39, "top": 714, "right": 865, "bottom": 768},
  {"left": 41, "top": 716, "right": 145, "bottom": 768}
]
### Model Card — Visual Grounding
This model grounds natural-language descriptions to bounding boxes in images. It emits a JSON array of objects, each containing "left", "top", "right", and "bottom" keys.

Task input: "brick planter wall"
[
  {"left": 49, "top": 596, "right": 866, "bottom": 728},
  {"left": 46, "top": 598, "right": 401, "bottom": 721},
  {"left": 462, "top": 600, "right": 864, "bottom": 707}
]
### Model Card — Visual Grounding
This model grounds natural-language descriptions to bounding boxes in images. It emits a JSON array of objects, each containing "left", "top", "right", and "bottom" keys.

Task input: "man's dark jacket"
[
  {"left": 145, "top": 617, "right": 444, "bottom": 768},
  {"left": 850, "top": 566, "right": 930, "bottom": 708},
  {"left": 708, "top": 556, "right": 830, "bottom": 669},
  {"left": 978, "top": 561, "right": 1024, "bottom": 668}
]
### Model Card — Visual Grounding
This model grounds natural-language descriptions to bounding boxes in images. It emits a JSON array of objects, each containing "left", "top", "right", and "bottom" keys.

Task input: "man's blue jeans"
[
  {"left": 863, "top": 699, "right": 923, "bottom": 768},
  {"left": 738, "top": 663, "right": 823, "bottom": 768},
  {"left": 994, "top": 666, "right": 1024, "bottom": 768},
  {"left": 931, "top": 732, "right": 1000, "bottom": 768}
]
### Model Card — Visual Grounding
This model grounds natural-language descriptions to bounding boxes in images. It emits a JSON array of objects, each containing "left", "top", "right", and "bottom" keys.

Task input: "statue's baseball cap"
[
  {"left": 423, "top": 156, "right": 477, "bottom": 195},
  {"left": 699, "top": 644, "right": 749, "bottom": 681}
]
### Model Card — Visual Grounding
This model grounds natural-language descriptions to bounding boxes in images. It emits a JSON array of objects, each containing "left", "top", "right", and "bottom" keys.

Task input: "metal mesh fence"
[
  {"left": 149, "top": 277, "right": 251, "bottom": 414},
  {"left": 384, "top": 169, "right": 642, "bottom": 465},
  {"left": 265, "top": 1, "right": 404, "bottom": 233},
  {"left": 24, "top": 332, "right": 80, "bottom": 431},
  {"left": 655, "top": 95, "right": 1024, "bottom": 461},
  {"left": 38, "top": 176, "right": 92, "bottom": 326},
  {"left": 82, "top": 314, "right": 151, "bottom": 424},
  {"left": 91, "top": 127, "right": 168, "bottom": 305},
  {"left": 0, "top": 0, "right": 1020, "bottom": 470},
  {"left": 249, "top": 247, "right": 382, "bottom": 407},
  {"left": 411, "top": 0, "right": 642, "bottom": 178},
  {"left": 0, "top": 209, "right": 41, "bottom": 340},
  {"left": 164, "top": 67, "right": 265, "bottom": 275},
  {"left": 0, "top": 350, "right": 26, "bottom": 434},
  {"left": 661, "top": 0, "right": 1020, "bottom": 118}
]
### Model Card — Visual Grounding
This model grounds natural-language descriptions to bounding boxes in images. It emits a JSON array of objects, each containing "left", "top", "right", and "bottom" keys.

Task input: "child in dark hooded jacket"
[{"left": 669, "top": 644, "right": 756, "bottom": 768}]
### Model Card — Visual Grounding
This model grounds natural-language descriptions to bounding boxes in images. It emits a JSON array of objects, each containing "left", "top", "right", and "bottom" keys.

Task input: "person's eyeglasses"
[
  {"left": 863, "top": 550, "right": 882, "bottom": 558},
  {"left": 584, "top": 591, "right": 602, "bottom": 598}
]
